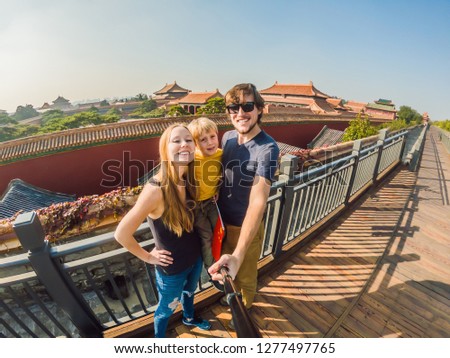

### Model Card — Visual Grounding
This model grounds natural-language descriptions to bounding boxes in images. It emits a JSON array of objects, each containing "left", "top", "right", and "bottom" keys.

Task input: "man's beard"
[{"left": 236, "top": 120, "right": 258, "bottom": 135}]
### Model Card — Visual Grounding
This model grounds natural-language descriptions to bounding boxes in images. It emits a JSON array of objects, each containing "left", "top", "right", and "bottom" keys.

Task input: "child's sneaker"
[{"left": 182, "top": 316, "right": 211, "bottom": 330}]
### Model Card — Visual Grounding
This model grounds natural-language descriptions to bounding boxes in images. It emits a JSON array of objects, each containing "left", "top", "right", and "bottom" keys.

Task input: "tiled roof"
[
  {"left": 177, "top": 90, "right": 223, "bottom": 104},
  {"left": 276, "top": 142, "right": 304, "bottom": 156},
  {"left": 366, "top": 103, "right": 397, "bottom": 112},
  {"left": 311, "top": 98, "right": 338, "bottom": 114},
  {"left": 0, "top": 179, "right": 75, "bottom": 219},
  {"left": 375, "top": 99, "right": 394, "bottom": 106},
  {"left": 260, "top": 82, "right": 329, "bottom": 98},
  {"left": 0, "top": 113, "right": 361, "bottom": 165},
  {"left": 345, "top": 101, "right": 367, "bottom": 112},
  {"left": 53, "top": 96, "right": 70, "bottom": 104},
  {"left": 307, "top": 125, "right": 344, "bottom": 149},
  {"left": 0, "top": 116, "right": 231, "bottom": 164},
  {"left": 153, "top": 82, "right": 189, "bottom": 95},
  {"left": 266, "top": 105, "right": 315, "bottom": 115},
  {"left": 263, "top": 95, "right": 338, "bottom": 115},
  {"left": 262, "top": 95, "right": 313, "bottom": 106},
  {"left": 326, "top": 98, "right": 346, "bottom": 109}
]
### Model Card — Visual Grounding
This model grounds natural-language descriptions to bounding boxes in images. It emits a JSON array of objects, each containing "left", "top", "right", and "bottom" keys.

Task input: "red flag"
[{"left": 211, "top": 201, "right": 225, "bottom": 261}]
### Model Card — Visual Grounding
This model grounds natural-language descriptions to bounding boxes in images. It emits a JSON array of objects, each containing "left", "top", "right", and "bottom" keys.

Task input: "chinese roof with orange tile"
[
  {"left": 345, "top": 100, "right": 367, "bottom": 112},
  {"left": 177, "top": 90, "right": 223, "bottom": 105},
  {"left": 153, "top": 81, "right": 190, "bottom": 95},
  {"left": 260, "top": 81, "right": 330, "bottom": 98}
]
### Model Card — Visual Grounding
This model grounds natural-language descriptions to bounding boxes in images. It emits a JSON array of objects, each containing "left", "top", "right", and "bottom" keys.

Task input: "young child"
[{"left": 188, "top": 117, "right": 223, "bottom": 273}]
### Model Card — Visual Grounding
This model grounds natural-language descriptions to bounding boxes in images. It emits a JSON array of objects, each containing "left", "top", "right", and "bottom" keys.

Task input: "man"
[{"left": 209, "top": 83, "right": 279, "bottom": 311}]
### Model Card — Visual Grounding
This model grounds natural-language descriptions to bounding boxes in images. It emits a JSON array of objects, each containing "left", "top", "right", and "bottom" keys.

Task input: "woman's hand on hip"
[{"left": 147, "top": 248, "right": 173, "bottom": 266}]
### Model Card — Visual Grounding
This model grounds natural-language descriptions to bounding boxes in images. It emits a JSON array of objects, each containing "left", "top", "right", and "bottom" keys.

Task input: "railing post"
[
  {"left": 372, "top": 129, "right": 388, "bottom": 184},
  {"left": 272, "top": 154, "right": 298, "bottom": 257},
  {"left": 344, "top": 140, "right": 362, "bottom": 205},
  {"left": 13, "top": 211, "right": 103, "bottom": 337},
  {"left": 399, "top": 128, "right": 408, "bottom": 162}
]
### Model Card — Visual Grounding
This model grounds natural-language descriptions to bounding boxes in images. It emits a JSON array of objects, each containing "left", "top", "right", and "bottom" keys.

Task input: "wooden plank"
[
  {"left": 255, "top": 288, "right": 323, "bottom": 337},
  {"left": 249, "top": 302, "right": 287, "bottom": 338},
  {"left": 210, "top": 304, "right": 237, "bottom": 338}
]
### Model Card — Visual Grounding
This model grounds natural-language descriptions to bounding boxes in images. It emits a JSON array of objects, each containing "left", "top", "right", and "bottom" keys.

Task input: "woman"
[{"left": 114, "top": 123, "right": 211, "bottom": 338}]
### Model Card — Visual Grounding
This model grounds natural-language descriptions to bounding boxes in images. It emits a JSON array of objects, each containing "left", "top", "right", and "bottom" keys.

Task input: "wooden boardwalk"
[{"left": 167, "top": 128, "right": 449, "bottom": 338}]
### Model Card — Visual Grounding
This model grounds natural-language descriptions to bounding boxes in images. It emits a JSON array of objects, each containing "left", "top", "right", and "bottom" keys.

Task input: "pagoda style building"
[
  {"left": 259, "top": 81, "right": 343, "bottom": 115},
  {"left": 51, "top": 96, "right": 72, "bottom": 110},
  {"left": 175, "top": 90, "right": 223, "bottom": 114},
  {"left": 365, "top": 99, "right": 396, "bottom": 120},
  {"left": 39, "top": 102, "right": 51, "bottom": 110},
  {"left": 152, "top": 81, "right": 190, "bottom": 107}
]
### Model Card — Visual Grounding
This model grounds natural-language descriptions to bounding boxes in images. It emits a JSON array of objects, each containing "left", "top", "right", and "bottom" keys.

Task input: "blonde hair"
[
  {"left": 187, "top": 117, "right": 218, "bottom": 145},
  {"left": 154, "top": 123, "right": 197, "bottom": 236}
]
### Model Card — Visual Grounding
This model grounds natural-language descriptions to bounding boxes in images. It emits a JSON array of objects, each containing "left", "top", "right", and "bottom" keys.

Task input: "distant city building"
[{"left": 175, "top": 89, "right": 223, "bottom": 114}]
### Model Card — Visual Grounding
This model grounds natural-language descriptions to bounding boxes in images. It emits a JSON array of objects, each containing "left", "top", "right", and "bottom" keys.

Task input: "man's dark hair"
[{"left": 225, "top": 83, "right": 265, "bottom": 123}]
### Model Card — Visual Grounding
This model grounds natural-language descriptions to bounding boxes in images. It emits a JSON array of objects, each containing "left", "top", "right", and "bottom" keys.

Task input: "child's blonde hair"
[{"left": 188, "top": 117, "right": 218, "bottom": 145}]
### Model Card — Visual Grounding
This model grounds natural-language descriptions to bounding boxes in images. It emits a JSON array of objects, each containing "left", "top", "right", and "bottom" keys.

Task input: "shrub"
[{"left": 342, "top": 113, "right": 378, "bottom": 142}]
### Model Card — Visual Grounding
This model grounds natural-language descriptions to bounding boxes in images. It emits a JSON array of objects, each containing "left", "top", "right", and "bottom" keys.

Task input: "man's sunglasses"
[{"left": 226, "top": 102, "right": 255, "bottom": 113}]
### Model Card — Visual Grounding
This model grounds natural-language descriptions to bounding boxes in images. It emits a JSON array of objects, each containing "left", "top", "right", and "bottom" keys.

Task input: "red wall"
[
  {"left": 0, "top": 121, "right": 350, "bottom": 197},
  {"left": 0, "top": 138, "right": 160, "bottom": 197}
]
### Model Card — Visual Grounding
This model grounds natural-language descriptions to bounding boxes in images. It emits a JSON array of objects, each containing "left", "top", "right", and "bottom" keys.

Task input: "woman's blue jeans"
[{"left": 154, "top": 256, "right": 203, "bottom": 338}]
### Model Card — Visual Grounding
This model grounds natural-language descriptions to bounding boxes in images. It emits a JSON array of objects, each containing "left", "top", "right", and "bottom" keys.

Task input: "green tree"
[
  {"left": 139, "top": 99, "right": 157, "bottom": 113},
  {"left": 101, "top": 111, "right": 121, "bottom": 123},
  {"left": 15, "top": 124, "right": 40, "bottom": 138},
  {"left": 131, "top": 93, "right": 148, "bottom": 101},
  {"left": 379, "top": 118, "right": 409, "bottom": 131},
  {"left": 434, "top": 120, "right": 450, "bottom": 132},
  {"left": 39, "top": 110, "right": 119, "bottom": 134},
  {"left": 41, "top": 109, "right": 64, "bottom": 125},
  {"left": 342, "top": 113, "right": 378, "bottom": 142},
  {"left": 129, "top": 99, "right": 157, "bottom": 117},
  {"left": 100, "top": 100, "right": 109, "bottom": 107},
  {"left": 397, "top": 106, "right": 422, "bottom": 125},
  {"left": 0, "top": 124, "right": 39, "bottom": 142},
  {"left": 196, "top": 97, "right": 226, "bottom": 115},
  {"left": 145, "top": 108, "right": 166, "bottom": 118},
  {"left": 0, "top": 126, "right": 17, "bottom": 142},
  {"left": 12, "top": 104, "right": 39, "bottom": 121},
  {"left": 167, "top": 105, "right": 189, "bottom": 117},
  {"left": 106, "top": 107, "right": 121, "bottom": 116},
  {"left": 0, "top": 112, "right": 17, "bottom": 125}
]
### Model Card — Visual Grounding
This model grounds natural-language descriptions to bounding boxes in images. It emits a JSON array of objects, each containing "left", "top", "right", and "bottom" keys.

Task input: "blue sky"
[{"left": 1, "top": 0, "right": 449, "bottom": 120}]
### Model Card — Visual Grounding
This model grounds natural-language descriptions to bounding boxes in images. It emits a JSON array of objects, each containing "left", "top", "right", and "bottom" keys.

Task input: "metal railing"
[
  {"left": 0, "top": 128, "right": 412, "bottom": 337},
  {"left": 434, "top": 125, "right": 450, "bottom": 154},
  {"left": 405, "top": 124, "right": 429, "bottom": 171}
]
